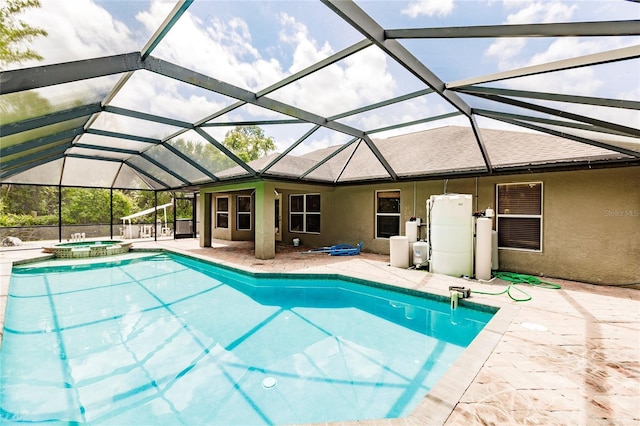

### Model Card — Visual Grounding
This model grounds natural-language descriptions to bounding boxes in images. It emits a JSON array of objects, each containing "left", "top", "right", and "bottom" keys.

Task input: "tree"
[
  {"left": 1, "top": 184, "right": 57, "bottom": 215},
  {"left": 62, "top": 188, "right": 112, "bottom": 224},
  {"left": 165, "top": 138, "right": 236, "bottom": 173},
  {"left": 223, "top": 126, "right": 276, "bottom": 163},
  {"left": 0, "top": 0, "right": 48, "bottom": 68},
  {"left": 0, "top": 90, "right": 52, "bottom": 126}
]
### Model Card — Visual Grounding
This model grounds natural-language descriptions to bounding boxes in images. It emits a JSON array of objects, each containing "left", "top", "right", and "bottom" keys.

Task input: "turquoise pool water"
[{"left": 1, "top": 253, "right": 493, "bottom": 424}]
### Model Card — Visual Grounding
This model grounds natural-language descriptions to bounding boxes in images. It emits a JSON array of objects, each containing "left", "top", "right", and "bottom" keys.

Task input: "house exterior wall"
[
  {"left": 325, "top": 167, "right": 639, "bottom": 285},
  {"left": 211, "top": 192, "right": 254, "bottom": 241},
  {"left": 483, "top": 167, "right": 639, "bottom": 285},
  {"left": 200, "top": 166, "right": 638, "bottom": 285},
  {"left": 275, "top": 184, "right": 335, "bottom": 249},
  {"left": 203, "top": 181, "right": 335, "bottom": 249},
  {"left": 211, "top": 194, "right": 231, "bottom": 241},
  {"left": 230, "top": 191, "right": 255, "bottom": 241}
]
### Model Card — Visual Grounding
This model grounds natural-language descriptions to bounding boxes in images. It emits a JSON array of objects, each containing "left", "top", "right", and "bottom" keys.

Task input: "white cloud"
[
  {"left": 485, "top": 1, "right": 577, "bottom": 69},
  {"left": 17, "top": 0, "right": 402, "bottom": 151},
  {"left": 135, "top": 0, "right": 175, "bottom": 41},
  {"left": 504, "top": 0, "right": 576, "bottom": 24},
  {"left": 138, "top": 2, "right": 275, "bottom": 91},
  {"left": 279, "top": 12, "right": 334, "bottom": 73},
  {"left": 528, "top": 37, "right": 634, "bottom": 65},
  {"left": 18, "top": 0, "right": 137, "bottom": 67},
  {"left": 273, "top": 46, "right": 396, "bottom": 118},
  {"left": 485, "top": 38, "right": 527, "bottom": 70},
  {"left": 619, "top": 86, "right": 640, "bottom": 102},
  {"left": 504, "top": 36, "right": 638, "bottom": 96},
  {"left": 402, "top": 0, "right": 454, "bottom": 18},
  {"left": 337, "top": 93, "right": 460, "bottom": 136},
  {"left": 508, "top": 67, "right": 602, "bottom": 95},
  {"left": 136, "top": 6, "right": 398, "bottom": 148},
  {"left": 479, "top": 0, "right": 640, "bottom": 125},
  {"left": 269, "top": 15, "right": 397, "bottom": 124}
]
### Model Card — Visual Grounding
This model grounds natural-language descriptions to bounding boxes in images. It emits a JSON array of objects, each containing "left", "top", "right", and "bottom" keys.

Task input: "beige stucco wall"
[
  {"left": 200, "top": 166, "right": 639, "bottom": 285},
  {"left": 485, "top": 167, "right": 639, "bottom": 285},
  {"left": 211, "top": 194, "right": 231, "bottom": 241},
  {"left": 273, "top": 183, "right": 335, "bottom": 249},
  {"left": 209, "top": 191, "right": 255, "bottom": 241},
  {"left": 323, "top": 167, "right": 639, "bottom": 285},
  {"left": 201, "top": 181, "right": 335, "bottom": 257}
]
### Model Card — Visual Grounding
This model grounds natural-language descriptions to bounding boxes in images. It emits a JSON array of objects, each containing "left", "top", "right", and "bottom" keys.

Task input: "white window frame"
[
  {"left": 289, "top": 193, "right": 321, "bottom": 234},
  {"left": 236, "top": 195, "right": 252, "bottom": 231},
  {"left": 496, "top": 182, "right": 543, "bottom": 252},
  {"left": 215, "top": 196, "right": 229, "bottom": 229},
  {"left": 375, "top": 190, "right": 401, "bottom": 239}
]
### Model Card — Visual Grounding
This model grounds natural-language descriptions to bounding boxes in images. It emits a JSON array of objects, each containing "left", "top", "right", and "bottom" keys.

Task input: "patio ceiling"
[{"left": 1, "top": 0, "right": 639, "bottom": 190}]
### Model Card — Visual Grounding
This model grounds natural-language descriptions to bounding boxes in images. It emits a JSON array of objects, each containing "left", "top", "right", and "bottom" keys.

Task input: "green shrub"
[{"left": 0, "top": 213, "right": 58, "bottom": 227}]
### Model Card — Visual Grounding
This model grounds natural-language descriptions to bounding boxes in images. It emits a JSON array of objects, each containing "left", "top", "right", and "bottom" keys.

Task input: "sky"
[{"left": 14, "top": 0, "right": 640, "bottom": 154}]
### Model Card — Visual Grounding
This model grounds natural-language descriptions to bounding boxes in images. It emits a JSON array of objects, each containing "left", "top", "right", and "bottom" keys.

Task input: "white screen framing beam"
[{"left": 385, "top": 20, "right": 640, "bottom": 39}]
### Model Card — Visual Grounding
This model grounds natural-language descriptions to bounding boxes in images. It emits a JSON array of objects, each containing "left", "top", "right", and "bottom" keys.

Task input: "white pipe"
[
  {"left": 413, "top": 181, "right": 416, "bottom": 218},
  {"left": 475, "top": 177, "right": 478, "bottom": 212},
  {"left": 450, "top": 290, "right": 460, "bottom": 309}
]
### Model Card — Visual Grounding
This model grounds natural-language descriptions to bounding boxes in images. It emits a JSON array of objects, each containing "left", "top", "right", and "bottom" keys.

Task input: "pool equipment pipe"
[
  {"left": 449, "top": 285, "right": 471, "bottom": 298},
  {"left": 449, "top": 285, "right": 470, "bottom": 309},
  {"left": 450, "top": 290, "right": 462, "bottom": 309}
]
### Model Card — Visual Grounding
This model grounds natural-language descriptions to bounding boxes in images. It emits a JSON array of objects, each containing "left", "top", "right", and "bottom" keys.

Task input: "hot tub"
[{"left": 43, "top": 240, "right": 132, "bottom": 258}]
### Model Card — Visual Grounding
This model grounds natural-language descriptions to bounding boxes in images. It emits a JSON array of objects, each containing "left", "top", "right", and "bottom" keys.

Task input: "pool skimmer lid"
[{"left": 262, "top": 377, "right": 277, "bottom": 389}]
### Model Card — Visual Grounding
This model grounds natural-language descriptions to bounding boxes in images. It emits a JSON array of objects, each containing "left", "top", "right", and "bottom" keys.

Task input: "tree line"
[{"left": 1, "top": 125, "right": 276, "bottom": 227}]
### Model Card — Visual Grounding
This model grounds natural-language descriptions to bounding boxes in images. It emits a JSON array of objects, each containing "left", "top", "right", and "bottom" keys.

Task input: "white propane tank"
[
  {"left": 413, "top": 241, "right": 429, "bottom": 266},
  {"left": 390, "top": 236, "right": 409, "bottom": 268}
]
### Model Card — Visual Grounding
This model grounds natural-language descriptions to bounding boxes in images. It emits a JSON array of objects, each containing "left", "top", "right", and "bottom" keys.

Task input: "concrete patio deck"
[{"left": 1, "top": 238, "right": 638, "bottom": 425}]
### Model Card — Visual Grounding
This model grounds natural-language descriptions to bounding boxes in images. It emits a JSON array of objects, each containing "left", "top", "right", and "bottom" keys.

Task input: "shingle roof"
[{"left": 291, "top": 126, "right": 631, "bottom": 182}]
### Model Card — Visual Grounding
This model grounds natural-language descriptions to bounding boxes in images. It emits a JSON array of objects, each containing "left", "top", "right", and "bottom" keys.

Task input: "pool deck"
[{"left": 1, "top": 238, "right": 638, "bottom": 425}]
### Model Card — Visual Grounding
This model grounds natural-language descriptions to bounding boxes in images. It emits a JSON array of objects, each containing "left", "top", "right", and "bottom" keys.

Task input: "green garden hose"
[{"left": 471, "top": 272, "right": 561, "bottom": 302}]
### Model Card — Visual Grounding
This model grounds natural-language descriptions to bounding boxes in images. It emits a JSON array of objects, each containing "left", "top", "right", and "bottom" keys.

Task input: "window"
[
  {"left": 376, "top": 190, "right": 400, "bottom": 238},
  {"left": 496, "top": 182, "right": 542, "bottom": 251},
  {"left": 237, "top": 196, "right": 251, "bottom": 231},
  {"left": 216, "top": 197, "right": 228, "bottom": 229},
  {"left": 289, "top": 194, "right": 321, "bottom": 233}
]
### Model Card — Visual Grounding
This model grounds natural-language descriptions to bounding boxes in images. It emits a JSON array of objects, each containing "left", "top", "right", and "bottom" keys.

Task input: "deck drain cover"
[
  {"left": 262, "top": 377, "right": 277, "bottom": 389},
  {"left": 521, "top": 322, "right": 547, "bottom": 331}
]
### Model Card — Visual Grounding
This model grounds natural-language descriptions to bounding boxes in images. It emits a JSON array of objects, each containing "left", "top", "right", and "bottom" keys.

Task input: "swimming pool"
[{"left": 1, "top": 252, "right": 494, "bottom": 424}]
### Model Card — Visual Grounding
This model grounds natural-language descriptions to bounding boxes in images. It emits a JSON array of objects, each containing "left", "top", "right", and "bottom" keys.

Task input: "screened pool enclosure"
[{"left": 1, "top": 0, "right": 639, "bottom": 242}]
